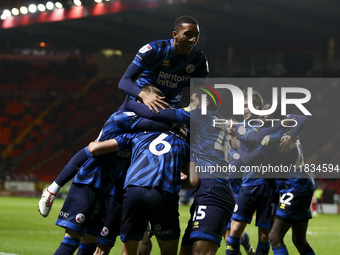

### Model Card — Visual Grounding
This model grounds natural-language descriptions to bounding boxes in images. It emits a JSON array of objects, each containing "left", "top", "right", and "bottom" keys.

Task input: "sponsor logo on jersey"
[
  {"left": 139, "top": 44, "right": 152, "bottom": 54},
  {"left": 186, "top": 64, "right": 195, "bottom": 73},
  {"left": 193, "top": 221, "right": 199, "bottom": 229},
  {"left": 157, "top": 71, "right": 190, "bottom": 88},
  {"left": 75, "top": 213, "right": 85, "bottom": 223},
  {"left": 162, "top": 60, "right": 170, "bottom": 67},
  {"left": 261, "top": 135, "right": 270, "bottom": 146}
]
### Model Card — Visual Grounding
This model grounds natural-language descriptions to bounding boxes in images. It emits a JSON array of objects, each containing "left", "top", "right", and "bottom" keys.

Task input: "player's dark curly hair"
[
  {"left": 174, "top": 16, "right": 198, "bottom": 32},
  {"left": 243, "top": 89, "right": 263, "bottom": 110}
]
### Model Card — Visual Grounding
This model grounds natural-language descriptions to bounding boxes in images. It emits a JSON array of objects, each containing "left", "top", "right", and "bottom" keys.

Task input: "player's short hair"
[
  {"left": 192, "top": 88, "right": 219, "bottom": 111},
  {"left": 141, "top": 85, "right": 164, "bottom": 97},
  {"left": 243, "top": 89, "right": 263, "bottom": 110},
  {"left": 264, "top": 101, "right": 282, "bottom": 119},
  {"left": 227, "top": 117, "right": 238, "bottom": 123},
  {"left": 174, "top": 15, "right": 198, "bottom": 32}
]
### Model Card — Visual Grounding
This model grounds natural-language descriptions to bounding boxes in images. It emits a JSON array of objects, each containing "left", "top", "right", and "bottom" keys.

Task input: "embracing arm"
[
  {"left": 133, "top": 118, "right": 171, "bottom": 132},
  {"left": 238, "top": 147, "right": 261, "bottom": 166},
  {"left": 245, "top": 121, "right": 282, "bottom": 144},
  {"left": 126, "top": 100, "right": 179, "bottom": 123},
  {"left": 88, "top": 139, "right": 120, "bottom": 156},
  {"left": 278, "top": 114, "right": 308, "bottom": 153},
  {"left": 285, "top": 114, "right": 308, "bottom": 140}
]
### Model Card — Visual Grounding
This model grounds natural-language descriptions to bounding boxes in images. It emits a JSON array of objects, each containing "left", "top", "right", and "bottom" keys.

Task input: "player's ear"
[{"left": 172, "top": 30, "right": 178, "bottom": 39}]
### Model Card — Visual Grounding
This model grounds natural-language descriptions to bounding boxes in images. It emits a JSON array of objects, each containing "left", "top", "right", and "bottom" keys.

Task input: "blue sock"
[
  {"left": 54, "top": 236, "right": 80, "bottom": 255},
  {"left": 256, "top": 241, "right": 270, "bottom": 255},
  {"left": 301, "top": 250, "right": 315, "bottom": 255},
  {"left": 55, "top": 147, "right": 90, "bottom": 186},
  {"left": 226, "top": 235, "right": 241, "bottom": 255},
  {"left": 272, "top": 245, "right": 288, "bottom": 255},
  {"left": 76, "top": 242, "right": 97, "bottom": 255},
  {"left": 241, "top": 232, "right": 250, "bottom": 247}
]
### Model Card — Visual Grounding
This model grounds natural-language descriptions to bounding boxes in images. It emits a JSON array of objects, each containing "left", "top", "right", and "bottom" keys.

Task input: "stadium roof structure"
[{"left": 0, "top": 0, "right": 339, "bottom": 54}]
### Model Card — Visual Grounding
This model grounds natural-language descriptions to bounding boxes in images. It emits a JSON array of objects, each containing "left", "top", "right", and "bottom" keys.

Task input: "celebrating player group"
[{"left": 38, "top": 15, "right": 315, "bottom": 255}]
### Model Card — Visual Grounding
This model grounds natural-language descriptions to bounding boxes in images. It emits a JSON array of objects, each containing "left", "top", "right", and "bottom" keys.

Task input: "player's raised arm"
[
  {"left": 239, "top": 121, "right": 282, "bottom": 144},
  {"left": 88, "top": 139, "right": 120, "bottom": 156},
  {"left": 118, "top": 63, "right": 143, "bottom": 98}
]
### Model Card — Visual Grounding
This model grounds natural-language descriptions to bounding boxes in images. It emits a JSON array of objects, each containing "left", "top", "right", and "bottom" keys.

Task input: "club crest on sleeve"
[
  {"left": 238, "top": 126, "right": 246, "bottom": 136},
  {"left": 139, "top": 44, "right": 152, "bottom": 53}
]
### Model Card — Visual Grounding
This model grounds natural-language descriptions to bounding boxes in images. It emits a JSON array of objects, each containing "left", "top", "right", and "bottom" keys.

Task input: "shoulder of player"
[
  {"left": 236, "top": 123, "right": 255, "bottom": 137},
  {"left": 114, "top": 110, "right": 137, "bottom": 120},
  {"left": 144, "top": 39, "right": 172, "bottom": 52},
  {"left": 194, "top": 47, "right": 207, "bottom": 57}
]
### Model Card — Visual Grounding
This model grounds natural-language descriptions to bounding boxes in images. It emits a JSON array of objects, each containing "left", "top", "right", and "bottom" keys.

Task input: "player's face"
[
  {"left": 244, "top": 101, "right": 261, "bottom": 120},
  {"left": 227, "top": 120, "right": 237, "bottom": 136},
  {"left": 189, "top": 93, "right": 201, "bottom": 110},
  {"left": 259, "top": 103, "right": 271, "bottom": 120},
  {"left": 244, "top": 102, "right": 252, "bottom": 120},
  {"left": 173, "top": 23, "right": 200, "bottom": 55}
]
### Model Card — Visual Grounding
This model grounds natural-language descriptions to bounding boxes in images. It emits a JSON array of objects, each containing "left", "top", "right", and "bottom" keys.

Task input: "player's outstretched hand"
[{"left": 138, "top": 91, "right": 169, "bottom": 112}]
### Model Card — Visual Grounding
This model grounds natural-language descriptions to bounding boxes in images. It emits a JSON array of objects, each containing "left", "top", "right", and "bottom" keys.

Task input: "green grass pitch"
[{"left": 0, "top": 196, "right": 339, "bottom": 254}]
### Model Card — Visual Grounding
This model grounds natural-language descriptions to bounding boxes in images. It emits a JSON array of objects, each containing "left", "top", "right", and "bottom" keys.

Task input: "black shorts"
[
  {"left": 56, "top": 183, "right": 108, "bottom": 236},
  {"left": 120, "top": 186, "right": 180, "bottom": 242},
  {"left": 232, "top": 182, "right": 278, "bottom": 229},
  {"left": 182, "top": 179, "right": 235, "bottom": 246},
  {"left": 276, "top": 191, "right": 313, "bottom": 223},
  {"left": 97, "top": 194, "right": 123, "bottom": 247}
]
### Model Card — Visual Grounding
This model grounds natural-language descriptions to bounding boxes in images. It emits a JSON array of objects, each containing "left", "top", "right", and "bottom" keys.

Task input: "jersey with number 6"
[{"left": 115, "top": 131, "right": 190, "bottom": 194}]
